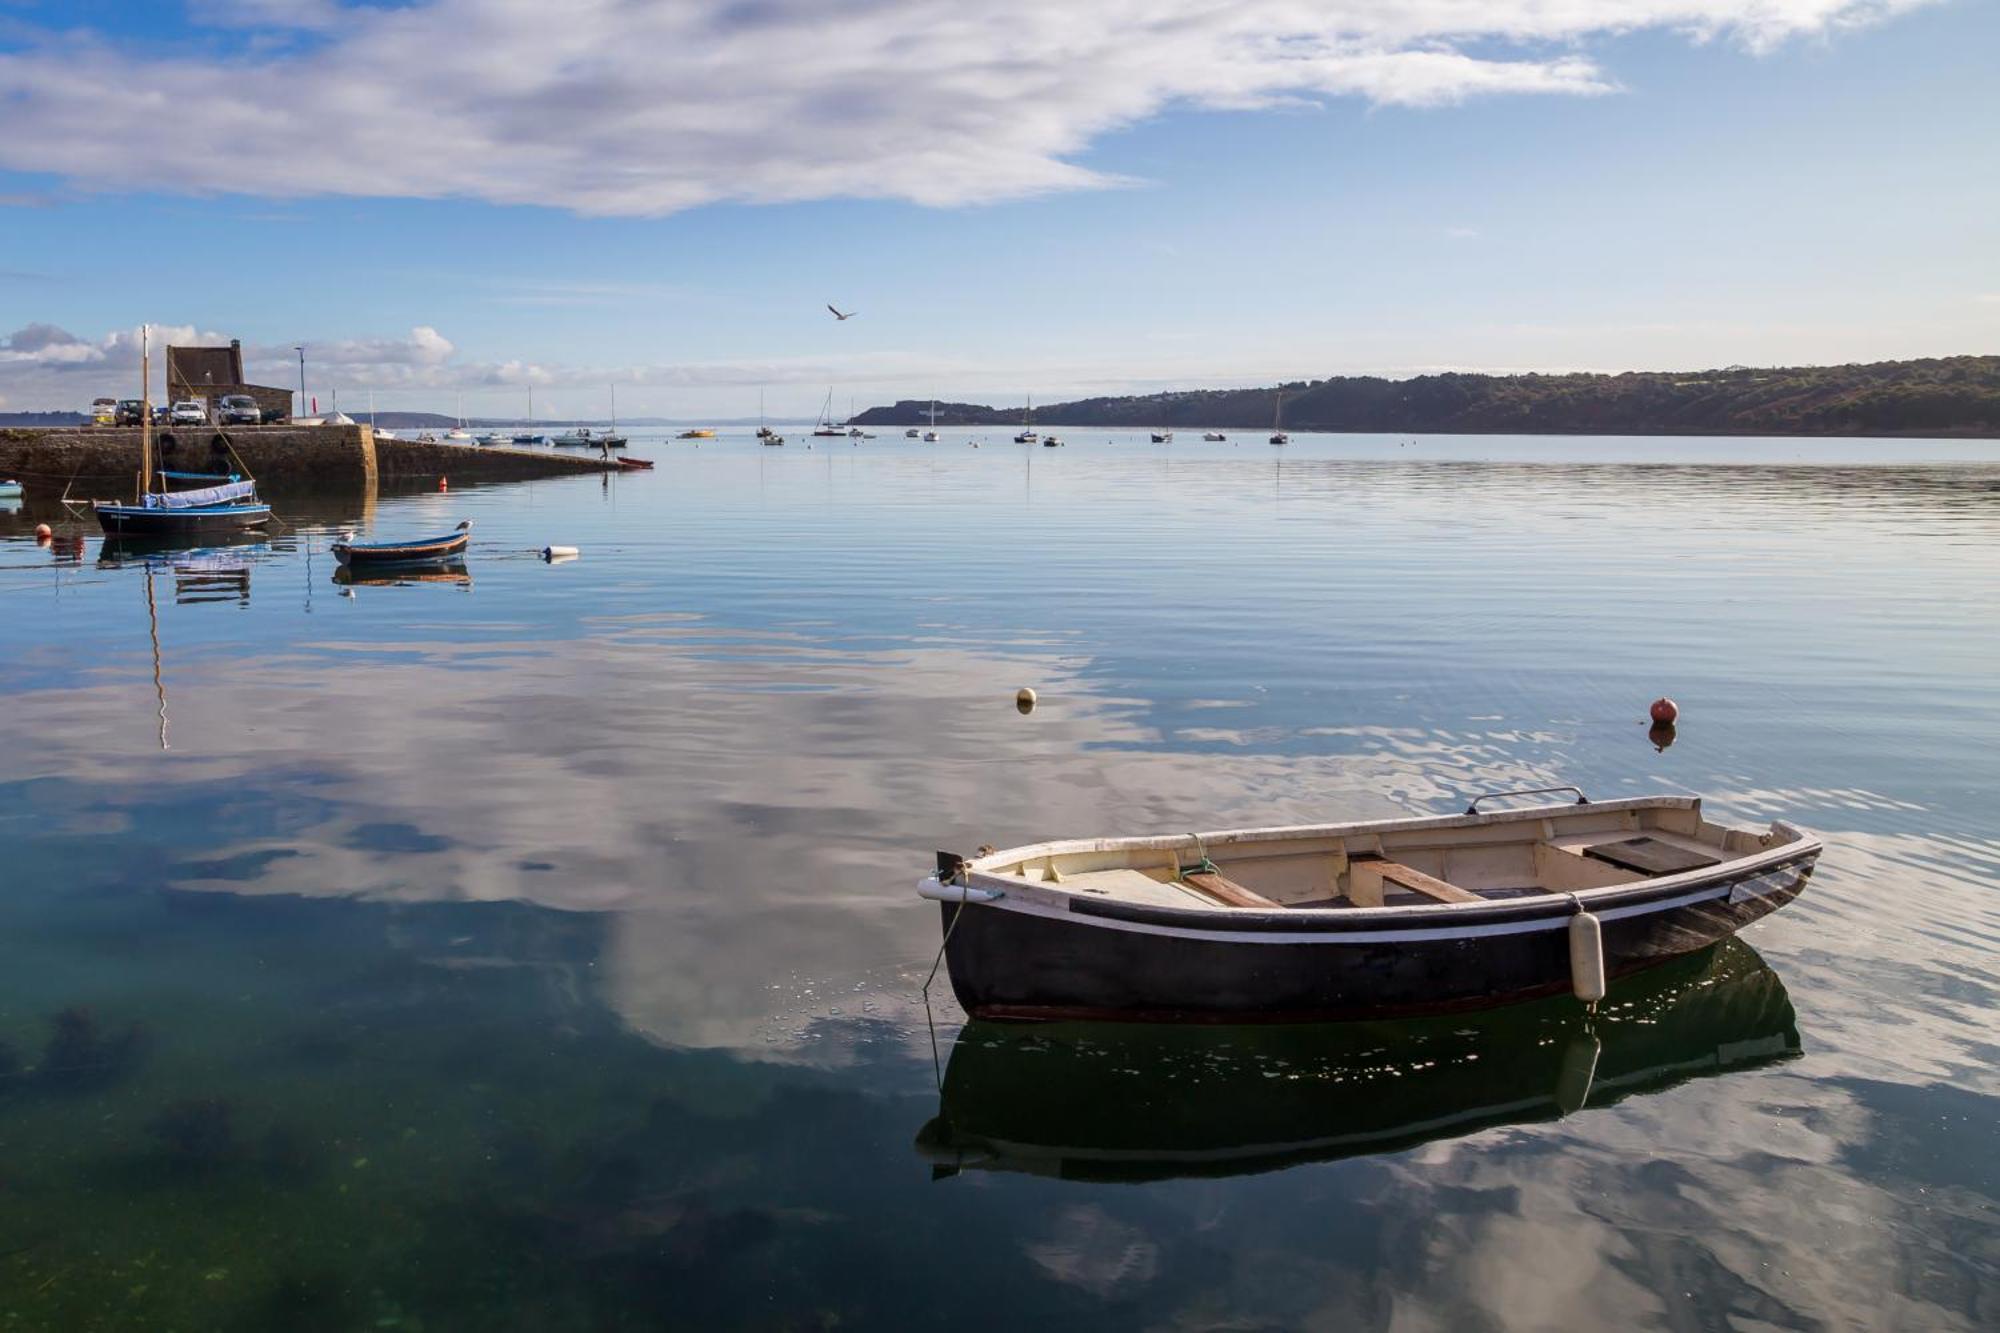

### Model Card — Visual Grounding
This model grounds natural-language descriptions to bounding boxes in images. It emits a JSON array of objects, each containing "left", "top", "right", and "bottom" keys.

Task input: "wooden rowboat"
[
  {"left": 332, "top": 520, "right": 471, "bottom": 568},
  {"left": 615, "top": 455, "right": 655, "bottom": 470},
  {"left": 920, "top": 790, "right": 1819, "bottom": 1022}
]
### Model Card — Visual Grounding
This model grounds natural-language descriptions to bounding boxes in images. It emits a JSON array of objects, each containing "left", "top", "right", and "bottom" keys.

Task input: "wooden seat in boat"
[
  {"left": 1181, "top": 870, "right": 1280, "bottom": 909},
  {"left": 1583, "top": 836, "right": 1720, "bottom": 877},
  {"left": 1349, "top": 858, "right": 1483, "bottom": 906}
]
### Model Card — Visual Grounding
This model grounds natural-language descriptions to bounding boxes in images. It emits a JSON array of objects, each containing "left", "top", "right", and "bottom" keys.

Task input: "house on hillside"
[{"left": 166, "top": 340, "right": 292, "bottom": 422}]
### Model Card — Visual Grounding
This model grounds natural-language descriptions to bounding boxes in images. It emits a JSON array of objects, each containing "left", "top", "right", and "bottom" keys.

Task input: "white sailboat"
[
  {"left": 924, "top": 398, "right": 940, "bottom": 442},
  {"left": 444, "top": 392, "right": 473, "bottom": 441},
  {"left": 600, "top": 385, "right": 627, "bottom": 447},
  {"left": 1269, "top": 388, "right": 1290, "bottom": 445}
]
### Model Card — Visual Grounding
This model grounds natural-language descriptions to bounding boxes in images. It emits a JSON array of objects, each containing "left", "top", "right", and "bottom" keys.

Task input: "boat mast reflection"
[{"left": 917, "top": 939, "right": 1799, "bottom": 1184}]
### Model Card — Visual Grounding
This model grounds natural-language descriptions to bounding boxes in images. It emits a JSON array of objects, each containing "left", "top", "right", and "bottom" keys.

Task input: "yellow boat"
[{"left": 677, "top": 428, "right": 716, "bottom": 439}]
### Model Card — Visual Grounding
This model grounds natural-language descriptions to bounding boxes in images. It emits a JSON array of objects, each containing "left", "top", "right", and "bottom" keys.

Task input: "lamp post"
[{"left": 295, "top": 345, "right": 306, "bottom": 421}]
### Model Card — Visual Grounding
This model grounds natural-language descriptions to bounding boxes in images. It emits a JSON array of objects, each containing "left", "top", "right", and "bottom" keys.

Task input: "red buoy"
[
  {"left": 35, "top": 523, "right": 52, "bottom": 539},
  {"left": 439, "top": 476, "right": 448, "bottom": 492},
  {"left": 1649, "top": 697, "right": 1679, "bottom": 725}
]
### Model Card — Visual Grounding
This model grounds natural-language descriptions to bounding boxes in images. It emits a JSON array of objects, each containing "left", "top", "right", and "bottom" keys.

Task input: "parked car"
[
  {"left": 92, "top": 397, "right": 118, "bottom": 426},
  {"left": 169, "top": 400, "right": 209, "bottom": 426},
  {"left": 115, "top": 399, "right": 147, "bottom": 426},
  {"left": 217, "top": 394, "right": 262, "bottom": 426}
]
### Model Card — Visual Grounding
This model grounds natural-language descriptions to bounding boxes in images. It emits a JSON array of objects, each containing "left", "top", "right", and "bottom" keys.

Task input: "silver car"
[{"left": 169, "top": 399, "right": 209, "bottom": 426}]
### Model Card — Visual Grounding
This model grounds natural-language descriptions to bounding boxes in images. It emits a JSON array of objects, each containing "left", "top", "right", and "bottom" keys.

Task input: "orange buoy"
[
  {"left": 1649, "top": 697, "right": 1679, "bottom": 725},
  {"left": 439, "top": 476, "right": 449, "bottom": 491},
  {"left": 35, "top": 523, "right": 52, "bottom": 539}
]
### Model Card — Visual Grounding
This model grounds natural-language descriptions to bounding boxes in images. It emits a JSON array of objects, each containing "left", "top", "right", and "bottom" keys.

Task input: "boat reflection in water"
[
  {"left": 917, "top": 939, "right": 1798, "bottom": 1184},
  {"left": 333, "top": 560, "right": 472, "bottom": 590}
]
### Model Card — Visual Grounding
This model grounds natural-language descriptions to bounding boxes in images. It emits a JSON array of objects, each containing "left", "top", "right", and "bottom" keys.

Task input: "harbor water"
[{"left": 1, "top": 430, "right": 1995, "bottom": 1329}]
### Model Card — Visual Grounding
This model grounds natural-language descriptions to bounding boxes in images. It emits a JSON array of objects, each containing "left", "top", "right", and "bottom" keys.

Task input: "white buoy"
[
  {"left": 1569, "top": 908, "right": 1606, "bottom": 1003},
  {"left": 542, "top": 545, "right": 579, "bottom": 561}
]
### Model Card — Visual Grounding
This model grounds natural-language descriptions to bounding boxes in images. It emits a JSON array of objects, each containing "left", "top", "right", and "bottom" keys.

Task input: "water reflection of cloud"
[{"left": 3, "top": 625, "right": 1449, "bottom": 1055}]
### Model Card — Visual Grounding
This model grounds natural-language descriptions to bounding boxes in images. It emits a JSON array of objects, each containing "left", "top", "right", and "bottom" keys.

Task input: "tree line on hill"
[{"left": 850, "top": 357, "right": 2000, "bottom": 437}]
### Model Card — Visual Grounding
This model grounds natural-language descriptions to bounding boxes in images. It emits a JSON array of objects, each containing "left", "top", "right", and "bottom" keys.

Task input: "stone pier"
[{"left": 0, "top": 424, "right": 618, "bottom": 497}]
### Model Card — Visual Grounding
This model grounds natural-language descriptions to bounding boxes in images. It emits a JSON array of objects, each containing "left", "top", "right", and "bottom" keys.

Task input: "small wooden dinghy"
[
  {"left": 921, "top": 790, "right": 1819, "bottom": 1022},
  {"left": 332, "top": 520, "right": 471, "bottom": 568},
  {"left": 615, "top": 455, "right": 656, "bottom": 470}
]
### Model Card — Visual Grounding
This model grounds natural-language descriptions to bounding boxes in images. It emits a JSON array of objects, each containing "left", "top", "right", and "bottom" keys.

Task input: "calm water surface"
[{"left": 1, "top": 431, "right": 1995, "bottom": 1329}]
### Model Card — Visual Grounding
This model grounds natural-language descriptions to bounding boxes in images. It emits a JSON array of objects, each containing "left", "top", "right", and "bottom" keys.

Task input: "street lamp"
[{"left": 295, "top": 345, "right": 306, "bottom": 421}]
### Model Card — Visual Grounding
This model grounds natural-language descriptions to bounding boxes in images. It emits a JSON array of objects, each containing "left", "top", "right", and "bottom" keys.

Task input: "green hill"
[{"left": 851, "top": 357, "right": 2000, "bottom": 437}]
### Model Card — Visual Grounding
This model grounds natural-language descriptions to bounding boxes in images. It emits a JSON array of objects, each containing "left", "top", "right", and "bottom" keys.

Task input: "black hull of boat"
[
  {"left": 96, "top": 507, "right": 270, "bottom": 535},
  {"left": 940, "top": 851, "right": 1815, "bottom": 1022}
]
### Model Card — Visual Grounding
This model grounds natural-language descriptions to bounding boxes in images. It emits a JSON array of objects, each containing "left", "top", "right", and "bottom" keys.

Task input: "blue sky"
[{"left": 1, "top": 0, "right": 1994, "bottom": 418}]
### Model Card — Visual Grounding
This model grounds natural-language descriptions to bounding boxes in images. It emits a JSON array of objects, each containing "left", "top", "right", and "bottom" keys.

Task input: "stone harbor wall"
[{"left": 0, "top": 425, "right": 616, "bottom": 496}]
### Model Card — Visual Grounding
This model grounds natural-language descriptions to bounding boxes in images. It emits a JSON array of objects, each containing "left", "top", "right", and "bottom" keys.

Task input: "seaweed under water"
[{"left": 37, "top": 1006, "right": 151, "bottom": 1091}]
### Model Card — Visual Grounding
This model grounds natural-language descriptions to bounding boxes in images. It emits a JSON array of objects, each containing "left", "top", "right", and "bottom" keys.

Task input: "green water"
[{"left": 1, "top": 431, "right": 1995, "bottom": 1329}]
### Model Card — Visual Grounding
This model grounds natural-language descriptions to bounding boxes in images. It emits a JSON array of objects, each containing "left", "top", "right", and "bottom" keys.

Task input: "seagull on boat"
[{"left": 827, "top": 304, "right": 857, "bottom": 321}]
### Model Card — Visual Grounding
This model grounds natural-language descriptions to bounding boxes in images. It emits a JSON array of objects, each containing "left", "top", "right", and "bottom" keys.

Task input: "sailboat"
[
  {"left": 93, "top": 326, "right": 271, "bottom": 535},
  {"left": 1269, "top": 388, "right": 1290, "bottom": 445},
  {"left": 812, "top": 388, "right": 845, "bottom": 437},
  {"left": 1012, "top": 396, "right": 1038, "bottom": 444},
  {"left": 924, "top": 398, "right": 940, "bottom": 442},
  {"left": 444, "top": 392, "right": 474, "bottom": 442},
  {"left": 600, "top": 385, "right": 628, "bottom": 448},
  {"left": 1151, "top": 406, "right": 1172, "bottom": 443},
  {"left": 513, "top": 386, "right": 543, "bottom": 444}
]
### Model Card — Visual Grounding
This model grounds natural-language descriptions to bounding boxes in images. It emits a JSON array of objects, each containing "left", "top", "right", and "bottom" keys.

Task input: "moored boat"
[
  {"left": 0, "top": 479, "right": 21, "bottom": 499},
  {"left": 332, "top": 520, "right": 471, "bottom": 568},
  {"left": 615, "top": 455, "right": 655, "bottom": 470},
  {"left": 96, "top": 470, "right": 271, "bottom": 535},
  {"left": 920, "top": 791, "right": 1819, "bottom": 1022}
]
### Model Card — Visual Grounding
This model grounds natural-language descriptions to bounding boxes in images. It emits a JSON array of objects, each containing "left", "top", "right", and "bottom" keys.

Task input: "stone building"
[{"left": 166, "top": 340, "right": 292, "bottom": 422}]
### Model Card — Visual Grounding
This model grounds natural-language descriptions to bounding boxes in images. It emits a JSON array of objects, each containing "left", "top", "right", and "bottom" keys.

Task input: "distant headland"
[{"left": 851, "top": 356, "right": 2000, "bottom": 438}]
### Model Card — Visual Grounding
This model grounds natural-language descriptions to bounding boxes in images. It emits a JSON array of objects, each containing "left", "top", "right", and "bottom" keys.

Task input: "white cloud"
[{"left": 0, "top": 1, "right": 1936, "bottom": 217}]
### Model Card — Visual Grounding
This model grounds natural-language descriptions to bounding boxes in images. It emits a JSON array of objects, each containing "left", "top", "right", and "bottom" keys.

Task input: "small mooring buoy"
[
  {"left": 439, "top": 476, "right": 448, "bottom": 492},
  {"left": 1015, "top": 687, "right": 1037, "bottom": 715},
  {"left": 1569, "top": 903, "right": 1606, "bottom": 1004},
  {"left": 1649, "top": 696, "right": 1679, "bottom": 725},
  {"left": 35, "top": 523, "right": 52, "bottom": 540},
  {"left": 542, "top": 545, "right": 579, "bottom": 561}
]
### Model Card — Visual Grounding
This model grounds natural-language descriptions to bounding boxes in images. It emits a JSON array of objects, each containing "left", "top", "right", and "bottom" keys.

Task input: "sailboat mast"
[
  {"left": 610, "top": 384, "right": 617, "bottom": 431},
  {"left": 138, "top": 324, "right": 152, "bottom": 503}
]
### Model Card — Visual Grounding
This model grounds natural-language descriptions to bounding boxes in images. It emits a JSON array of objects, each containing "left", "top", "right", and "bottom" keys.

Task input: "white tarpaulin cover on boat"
[{"left": 144, "top": 480, "right": 257, "bottom": 509}]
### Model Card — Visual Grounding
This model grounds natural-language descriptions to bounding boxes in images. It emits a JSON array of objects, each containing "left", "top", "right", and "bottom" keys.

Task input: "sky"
[{"left": 0, "top": 0, "right": 1995, "bottom": 419}]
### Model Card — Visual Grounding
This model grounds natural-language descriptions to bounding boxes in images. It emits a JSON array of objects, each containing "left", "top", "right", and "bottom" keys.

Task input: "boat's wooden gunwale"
[
  {"left": 964, "top": 795, "right": 1697, "bottom": 874},
  {"left": 950, "top": 804, "right": 1813, "bottom": 927}
]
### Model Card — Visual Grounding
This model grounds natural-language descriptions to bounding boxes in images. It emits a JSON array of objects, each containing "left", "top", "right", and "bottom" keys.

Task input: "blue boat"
[
  {"left": 94, "top": 471, "right": 271, "bottom": 536},
  {"left": 332, "top": 520, "right": 471, "bottom": 568}
]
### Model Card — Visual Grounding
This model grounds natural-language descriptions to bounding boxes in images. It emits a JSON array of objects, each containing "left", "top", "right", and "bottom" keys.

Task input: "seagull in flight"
[{"left": 827, "top": 304, "right": 857, "bottom": 321}]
